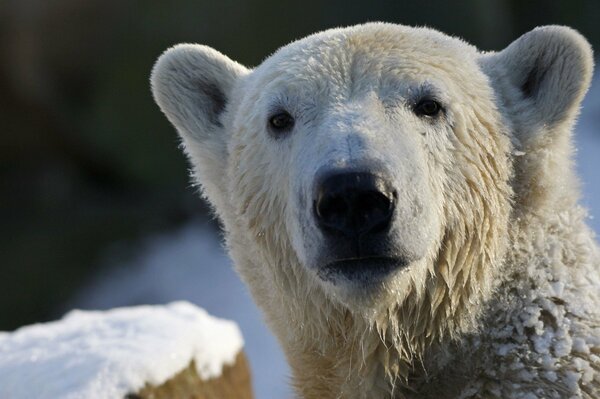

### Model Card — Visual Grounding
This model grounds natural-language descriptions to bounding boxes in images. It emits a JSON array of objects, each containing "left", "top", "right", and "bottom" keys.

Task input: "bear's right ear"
[
  {"left": 150, "top": 44, "right": 248, "bottom": 141},
  {"left": 150, "top": 44, "right": 248, "bottom": 159},
  {"left": 151, "top": 44, "right": 248, "bottom": 143},
  {"left": 151, "top": 44, "right": 249, "bottom": 209}
]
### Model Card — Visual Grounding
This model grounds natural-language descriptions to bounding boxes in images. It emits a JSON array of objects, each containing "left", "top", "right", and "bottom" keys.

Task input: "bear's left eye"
[
  {"left": 268, "top": 111, "right": 295, "bottom": 134},
  {"left": 414, "top": 99, "right": 442, "bottom": 118}
]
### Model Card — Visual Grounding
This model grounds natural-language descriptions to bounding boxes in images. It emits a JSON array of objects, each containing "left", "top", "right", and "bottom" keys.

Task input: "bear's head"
[{"left": 151, "top": 23, "right": 593, "bottom": 392}]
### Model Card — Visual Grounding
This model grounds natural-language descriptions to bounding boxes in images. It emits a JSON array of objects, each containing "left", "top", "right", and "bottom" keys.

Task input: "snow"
[
  {"left": 0, "top": 301, "right": 243, "bottom": 399},
  {"left": 67, "top": 223, "right": 292, "bottom": 399}
]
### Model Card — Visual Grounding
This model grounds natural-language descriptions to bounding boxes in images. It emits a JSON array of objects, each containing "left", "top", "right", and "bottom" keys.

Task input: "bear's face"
[
  {"left": 226, "top": 30, "right": 499, "bottom": 306},
  {"left": 152, "top": 24, "right": 592, "bottom": 314}
]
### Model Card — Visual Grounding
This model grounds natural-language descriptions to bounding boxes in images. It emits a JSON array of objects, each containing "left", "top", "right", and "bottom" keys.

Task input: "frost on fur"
[{"left": 152, "top": 23, "right": 599, "bottom": 398}]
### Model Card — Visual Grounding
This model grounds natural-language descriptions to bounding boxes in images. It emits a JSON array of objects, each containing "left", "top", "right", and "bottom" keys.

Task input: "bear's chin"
[
  {"left": 316, "top": 256, "right": 409, "bottom": 285},
  {"left": 314, "top": 257, "right": 422, "bottom": 312}
]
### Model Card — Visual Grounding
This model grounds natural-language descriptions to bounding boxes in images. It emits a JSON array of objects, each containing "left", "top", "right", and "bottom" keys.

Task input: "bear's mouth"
[{"left": 317, "top": 256, "right": 408, "bottom": 284}]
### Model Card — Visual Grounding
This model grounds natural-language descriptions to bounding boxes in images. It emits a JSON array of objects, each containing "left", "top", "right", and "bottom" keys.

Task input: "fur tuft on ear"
[{"left": 482, "top": 26, "right": 593, "bottom": 142}]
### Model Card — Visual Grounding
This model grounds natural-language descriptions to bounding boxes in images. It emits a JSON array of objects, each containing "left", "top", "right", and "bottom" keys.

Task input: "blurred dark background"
[{"left": 1, "top": 0, "right": 599, "bottom": 330}]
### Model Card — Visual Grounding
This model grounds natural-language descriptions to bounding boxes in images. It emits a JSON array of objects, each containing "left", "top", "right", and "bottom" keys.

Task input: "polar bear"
[{"left": 151, "top": 23, "right": 600, "bottom": 398}]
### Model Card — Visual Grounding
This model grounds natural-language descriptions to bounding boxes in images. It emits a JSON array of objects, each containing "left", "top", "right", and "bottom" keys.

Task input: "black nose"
[{"left": 314, "top": 172, "right": 396, "bottom": 238}]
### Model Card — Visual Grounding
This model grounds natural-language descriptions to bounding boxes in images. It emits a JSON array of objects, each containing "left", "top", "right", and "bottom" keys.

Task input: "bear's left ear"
[{"left": 481, "top": 26, "right": 593, "bottom": 143}]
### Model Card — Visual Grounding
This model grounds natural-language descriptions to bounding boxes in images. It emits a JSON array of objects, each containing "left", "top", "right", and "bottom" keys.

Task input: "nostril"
[
  {"left": 355, "top": 191, "right": 395, "bottom": 233},
  {"left": 316, "top": 194, "right": 349, "bottom": 228}
]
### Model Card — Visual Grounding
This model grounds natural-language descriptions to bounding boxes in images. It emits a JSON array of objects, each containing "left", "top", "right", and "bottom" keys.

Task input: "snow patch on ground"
[{"left": 0, "top": 302, "right": 243, "bottom": 399}]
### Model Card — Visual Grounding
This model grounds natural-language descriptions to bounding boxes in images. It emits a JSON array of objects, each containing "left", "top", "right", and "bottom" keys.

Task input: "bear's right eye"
[
  {"left": 268, "top": 111, "right": 295, "bottom": 134},
  {"left": 413, "top": 98, "right": 442, "bottom": 118}
]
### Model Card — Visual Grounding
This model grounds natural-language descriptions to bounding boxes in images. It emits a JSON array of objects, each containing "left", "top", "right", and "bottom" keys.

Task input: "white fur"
[{"left": 151, "top": 23, "right": 599, "bottom": 398}]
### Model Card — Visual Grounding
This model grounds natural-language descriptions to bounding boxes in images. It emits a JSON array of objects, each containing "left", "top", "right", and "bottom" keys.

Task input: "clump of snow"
[{"left": 0, "top": 301, "right": 243, "bottom": 399}]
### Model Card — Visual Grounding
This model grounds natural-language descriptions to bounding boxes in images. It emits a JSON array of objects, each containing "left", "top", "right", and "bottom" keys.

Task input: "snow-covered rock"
[
  {"left": 68, "top": 222, "right": 291, "bottom": 399},
  {"left": 0, "top": 301, "right": 249, "bottom": 399}
]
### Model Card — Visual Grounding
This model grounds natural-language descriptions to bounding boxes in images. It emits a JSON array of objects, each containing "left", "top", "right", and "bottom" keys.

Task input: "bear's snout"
[
  {"left": 313, "top": 172, "right": 396, "bottom": 239},
  {"left": 309, "top": 169, "right": 419, "bottom": 283}
]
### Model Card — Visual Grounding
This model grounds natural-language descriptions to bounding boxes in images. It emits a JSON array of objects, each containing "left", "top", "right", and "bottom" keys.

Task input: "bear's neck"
[
  {"left": 282, "top": 246, "right": 503, "bottom": 398},
  {"left": 271, "top": 207, "right": 511, "bottom": 398},
  {"left": 284, "top": 298, "right": 475, "bottom": 399}
]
